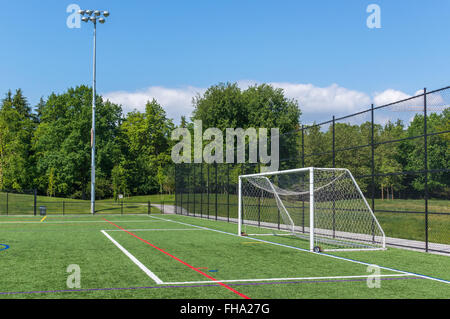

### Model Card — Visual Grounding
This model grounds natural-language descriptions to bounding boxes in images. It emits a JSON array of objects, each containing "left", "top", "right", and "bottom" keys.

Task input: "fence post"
[
  {"left": 371, "top": 104, "right": 376, "bottom": 242},
  {"left": 241, "top": 164, "right": 244, "bottom": 225},
  {"left": 121, "top": 200, "right": 123, "bottom": 215},
  {"left": 371, "top": 104, "right": 375, "bottom": 211},
  {"left": 332, "top": 116, "right": 336, "bottom": 238},
  {"left": 258, "top": 188, "right": 262, "bottom": 228},
  {"left": 34, "top": 189, "right": 37, "bottom": 216},
  {"left": 424, "top": 88, "right": 429, "bottom": 252},
  {"left": 257, "top": 163, "right": 261, "bottom": 227},
  {"left": 162, "top": 200, "right": 164, "bottom": 214},
  {"left": 63, "top": 201, "right": 65, "bottom": 216},
  {"left": 187, "top": 169, "right": 190, "bottom": 216},
  {"left": 301, "top": 125, "right": 305, "bottom": 233},
  {"left": 207, "top": 165, "right": 210, "bottom": 219},
  {"left": 148, "top": 201, "right": 150, "bottom": 215},
  {"left": 215, "top": 163, "right": 218, "bottom": 221},
  {"left": 174, "top": 165, "right": 177, "bottom": 214},
  {"left": 180, "top": 188, "right": 183, "bottom": 215},
  {"left": 193, "top": 165, "right": 196, "bottom": 217},
  {"left": 227, "top": 164, "right": 230, "bottom": 222},
  {"left": 332, "top": 116, "right": 335, "bottom": 168},
  {"left": 200, "top": 164, "right": 203, "bottom": 218},
  {"left": 301, "top": 125, "right": 305, "bottom": 168}
]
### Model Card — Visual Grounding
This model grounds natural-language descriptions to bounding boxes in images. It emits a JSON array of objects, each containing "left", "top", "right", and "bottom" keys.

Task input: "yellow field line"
[{"left": 40, "top": 216, "right": 47, "bottom": 223}]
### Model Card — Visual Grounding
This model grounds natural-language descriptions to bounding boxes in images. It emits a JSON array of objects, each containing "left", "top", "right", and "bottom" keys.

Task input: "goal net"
[{"left": 238, "top": 167, "right": 386, "bottom": 252}]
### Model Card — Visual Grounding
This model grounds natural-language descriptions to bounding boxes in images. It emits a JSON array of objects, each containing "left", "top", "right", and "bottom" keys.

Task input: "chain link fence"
[
  {"left": 0, "top": 190, "right": 164, "bottom": 215},
  {"left": 175, "top": 86, "right": 450, "bottom": 254}
]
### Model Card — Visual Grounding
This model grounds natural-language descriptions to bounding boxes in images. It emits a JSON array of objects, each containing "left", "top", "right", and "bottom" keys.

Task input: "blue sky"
[{"left": 1, "top": 0, "right": 449, "bottom": 124}]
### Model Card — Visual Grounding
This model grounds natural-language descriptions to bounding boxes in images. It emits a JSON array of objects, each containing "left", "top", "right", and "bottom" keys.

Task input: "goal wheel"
[
  {"left": 241, "top": 232, "right": 248, "bottom": 236},
  {"left": 313, "top": 246, "right": 322, "bottom": 253}
]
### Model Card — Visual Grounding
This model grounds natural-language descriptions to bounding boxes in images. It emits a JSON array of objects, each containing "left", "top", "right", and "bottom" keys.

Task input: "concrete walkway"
[
  {"left": 155, "top": 204, "right": 450, "bottom": 256},
  {"left": 150, "top": 203, "right": 180, "bottom": 214}
]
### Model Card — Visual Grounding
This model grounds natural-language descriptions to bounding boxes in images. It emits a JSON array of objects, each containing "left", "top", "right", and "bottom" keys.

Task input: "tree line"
[
  {"left": 184, "top": 83, "right": 449, "bottom": 200},
  {"left": 300, "top": 114, "right": 449, "bottom": 199},
  {"left": 1, "top": 83, "right": 448, "bottom": 200},
  {"left": 0, "top": 85, "right": 174, "bottom": 199}
]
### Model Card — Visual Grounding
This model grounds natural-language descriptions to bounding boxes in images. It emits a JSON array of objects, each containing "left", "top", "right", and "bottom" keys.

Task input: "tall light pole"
[{"left": 79, "top": 9, "right": 109, "bottom": 214}]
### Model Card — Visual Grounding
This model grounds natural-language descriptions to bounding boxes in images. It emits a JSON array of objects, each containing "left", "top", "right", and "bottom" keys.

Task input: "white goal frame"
[{"left": 238, "top": 167, "right": 386, "bottom": 252}]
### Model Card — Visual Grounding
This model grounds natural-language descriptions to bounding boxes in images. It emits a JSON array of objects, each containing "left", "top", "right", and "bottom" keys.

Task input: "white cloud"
[
  {"left": 103, "top": 86, "right": 205, "bottom": 123},
  {"left": 269, "top": 82, "right": 372, "bottom": 114},
  {"left": 374, "top": 115, "right": 393, "bottom": 126},
  {"left": 103, "top": 82, "right": 422, "bottom": 124},
  {"left": 414, "top": 89, "right": 425, "bottom": 96},
  {"left": 373, "top": 89, "right": 411, "bottom": 106},
  {"left": 236, "top": 81, "right": 373, "bottom": 114},
  {"left": 373, "top": 88, "right": 447, "bottom": 112}
]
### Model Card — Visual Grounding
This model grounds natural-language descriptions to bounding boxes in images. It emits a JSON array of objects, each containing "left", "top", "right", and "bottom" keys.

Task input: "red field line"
[{"left": 102, "top": 218, "right": 250, "bottom": 299}]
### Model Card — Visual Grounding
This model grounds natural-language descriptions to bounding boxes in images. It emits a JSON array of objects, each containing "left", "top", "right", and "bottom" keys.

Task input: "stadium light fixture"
[{"left": 77, "top": 9, "right": 110, "bottom": 214}]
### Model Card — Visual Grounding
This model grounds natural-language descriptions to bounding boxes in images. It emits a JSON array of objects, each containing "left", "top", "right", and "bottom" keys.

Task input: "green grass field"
[
  {"left": 179, "top": 193, "right": 450, "bottom": 245},
  {"left": 0, "top": 213, "right": 448, "bottom": 299},
  {"left": 1, "top": 191, "right": 449, "bottom": 246}
]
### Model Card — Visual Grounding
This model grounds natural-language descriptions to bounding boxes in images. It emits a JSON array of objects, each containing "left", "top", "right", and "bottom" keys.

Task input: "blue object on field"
[
  {"left": 208, "top": 270, "right": 218, "bottom": 272},
  {"left": 0, "top": 244, "right": 10, "bottom": 252}
]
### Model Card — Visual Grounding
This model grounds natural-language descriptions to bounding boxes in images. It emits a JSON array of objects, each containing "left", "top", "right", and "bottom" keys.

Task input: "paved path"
[
  {"left": 150, "top": 203, "right": 182, "bottom": 215},
  {"left": 159, "top": 205, "right": 450, "bottom": 256}
]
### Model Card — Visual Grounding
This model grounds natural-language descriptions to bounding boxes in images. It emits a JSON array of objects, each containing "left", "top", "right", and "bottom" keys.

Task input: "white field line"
[
  {"left": 164, "top": 274, "right": 416, "bottom": 285},
  {"left": 106, "top": 228, "right": 207, "bottom": 232},
  {"left": 0, "top": 220, "right": 163, "bottom": 225},
  {"left": 100, "top": 230, "right": 163, "bottom": 284},
  {"left": 0, "top": 213, "right": 153, "bottom": 218},
  {"left": 149, "top": 215, "right": 450, "bottom": 285},
  {"left": 248, "top": 233, "right": 292, "bottom": 236}
]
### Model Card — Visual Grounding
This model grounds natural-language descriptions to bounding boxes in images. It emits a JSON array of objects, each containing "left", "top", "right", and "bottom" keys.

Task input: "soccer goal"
[{"left": 238, "top": 167, "right": 386, "bottom": 252}]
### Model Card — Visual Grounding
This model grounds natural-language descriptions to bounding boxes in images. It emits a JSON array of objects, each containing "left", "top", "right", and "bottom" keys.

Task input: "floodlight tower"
[{"left": 78, "top": 9, "right": 110, "bottom": 214}]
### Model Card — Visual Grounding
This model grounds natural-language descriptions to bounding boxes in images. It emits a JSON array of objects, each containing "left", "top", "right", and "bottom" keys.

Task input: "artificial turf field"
[{"left": 0, "top": 213, "right": 448, "bottom": 299}]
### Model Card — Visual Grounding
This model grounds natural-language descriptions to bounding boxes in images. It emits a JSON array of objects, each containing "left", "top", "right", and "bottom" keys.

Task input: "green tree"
[
  {"left": 303, "top": 124, "right": 330, "bottom": 168},
  {"left": 0, "top": 90, "right": 35, "bottom": 190},
  {"left": 111, "top": 164, "right": 129, "bottom": 200},
  {"left": 376, "top": 120, "right": 405, "bottom": 199},
  {"left": 47, "top": 167, "right": 56, "bottom": 197},
  {"left": 12, "top": 89, "right": 32, "bottom": 119},
  {"left": 33, "top": 85, "right": 122, "bottom": 198},
  {"left": 156, "top": 165, "right": 165, "bottom": 194},
  {"left": 192, "top": 82, "right": 301, "bottom": 170},
  {"left": 118, "top": 99, "right": 174, "bottom": 195},
  {"left": 396, "top": 111, "right": 449, "bottom": 198},
  {"left": 34, "top": 97, "right": 46, "bottom": 124},
  {"left": 243, "top": 84, "right": 301, "bottom": 168},
  {"left": 192, "top": 83, "right": 246, "bottom": 130}
]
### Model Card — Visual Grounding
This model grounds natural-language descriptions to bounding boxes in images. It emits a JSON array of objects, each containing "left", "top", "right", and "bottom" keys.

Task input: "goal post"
[
  {"left": 238, "top": 167, "right": 386, "bottom": 252},
  {"left": 309, "top": 167, "right": 314, "bottom": 252}
]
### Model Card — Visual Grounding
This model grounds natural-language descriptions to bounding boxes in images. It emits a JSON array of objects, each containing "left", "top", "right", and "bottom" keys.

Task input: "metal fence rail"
[
  {"left": 0, "top": 191, "right": 164, "bottom": 216},
  {"left": 175, "top": 86, "right": 450, "bottom": 254}
]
